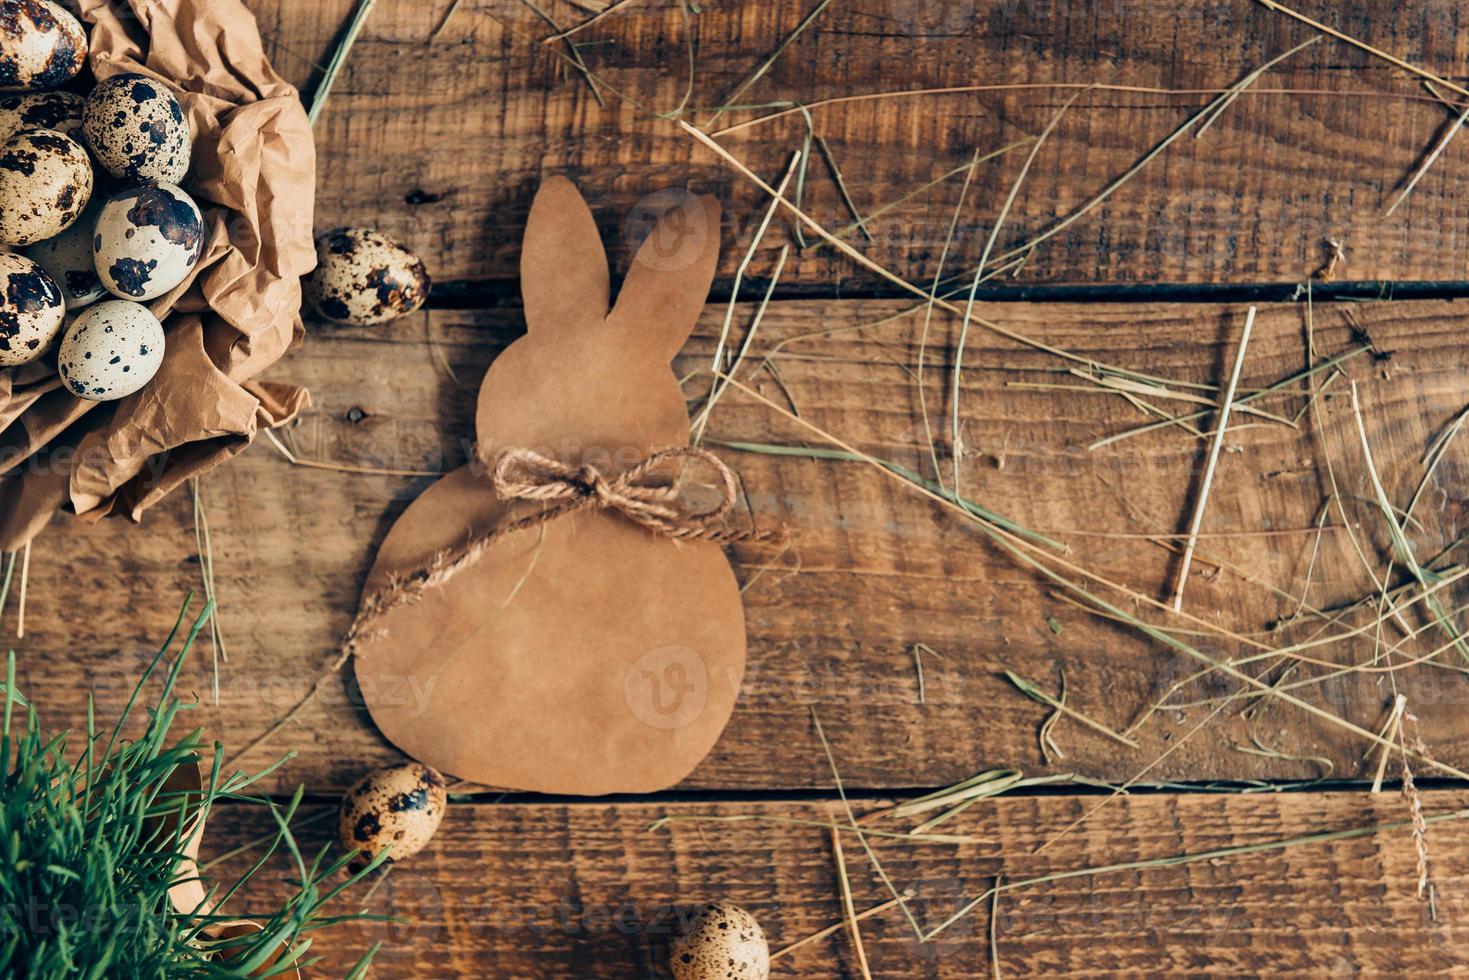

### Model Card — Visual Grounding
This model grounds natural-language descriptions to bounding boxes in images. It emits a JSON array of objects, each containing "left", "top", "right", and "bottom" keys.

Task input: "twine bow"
[
  {"left": 490, "top": 446, "right": 742, "bottom": 541},
  {"left": 344, "top": 444, "right": 778, "bottom": 655}
]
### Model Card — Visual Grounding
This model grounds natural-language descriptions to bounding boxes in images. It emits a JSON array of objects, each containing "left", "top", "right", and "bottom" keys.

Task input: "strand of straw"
[
  {"left": 714, "top": 374, "right": 1469, "bottom": 780},
  {"left": 1252, "top": 0, "right": 1469, "bottom": 100},
  {"left": 261, "top": 426, "right": 441, "bottom": 478},
  {"left": 989, "top": 875, "right": 1004, "bottom": 980},
  {"left": 0, "top": 551, "right": 15, "bottom": 628},
  {"left": 309, "top": 0, "right": 378, "bottom": 127},
  {"left": 710, "top": 82, "right": 1450, "bottom": 138},
  {"left": 829, "top": 822, "right": 872, "bottom": 980},
  {"left": 16, "top": 540, "right": 29, "bottom": 639},
  {"left": 924, "top": 807, "right": 1469, "bottom": 941},
  {"left": 678, "top": 119, "right": 1194, "bottom": 392},
  {"left": 776, "top": 808, "right": 1469, "bottom": 955},
  {"left": 811, "top": 707, "right": 925, "bottom": 940},
  {"left": 1172, "top": 306, "right": 1255, "bottom": 612},
  {"left": 692, "top": 151, "right": 802, "bottom": 442},
  {"left": 1385, "top": 102, "right": 1469, "bottom": 216},
  {"left": 953, "top": 88, "right": 1087, "bottom": 496},
  {"left": 770, "top": 895, "right": 909, "bottom": 961},
  {"left": 1004, "top": 670, "right": 1136, "bottom": 748},
  {"left": 542, "top": 0, "right": 640, "bottom": 43},
  {"left": 704, "top": 0, "right": 836, "bottom": 126}
]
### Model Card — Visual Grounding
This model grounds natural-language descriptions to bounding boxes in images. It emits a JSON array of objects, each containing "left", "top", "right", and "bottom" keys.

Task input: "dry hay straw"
[{"left": 240, "top": 3, "right": 1469, "bottom": 968}]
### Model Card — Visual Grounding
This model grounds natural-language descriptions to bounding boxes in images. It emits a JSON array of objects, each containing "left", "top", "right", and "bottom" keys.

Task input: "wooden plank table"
[{"left": 11, "top": 0, "right": 1469, "bottom": 974}]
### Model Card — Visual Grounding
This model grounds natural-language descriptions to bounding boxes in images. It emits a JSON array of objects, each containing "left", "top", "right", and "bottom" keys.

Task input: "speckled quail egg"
[
  {"left": 26, "top": 198, "right": 104, "bottom": 308},
  {"left": 0, "top": 250, "right": 61, "bottom": 365},
  {"left": 670, "top": 903, "right": 770, "bottom": 980},
  {"left": 92, "top": 183, "right": 205, "bottom": 301},
  {"left": 0, "top": 127, "right": 92, "bottom": 246},
  {"left": 0, "top": 90, "right": 81, "bottom": 142},
  {"left": 305, "top": 227, "right": 431, "bottom": 326},
  {"left": 0, "top": 1, "right": 86, "bottom": 93},
  {"left": 57, "top": 299, "right": 165, "bottom": 401},
  {"left": 82, "top": 72, "right": 191, "bottom": 183},
  {"left": 337, "top": 763, "right": 447, "bottom": 872}
]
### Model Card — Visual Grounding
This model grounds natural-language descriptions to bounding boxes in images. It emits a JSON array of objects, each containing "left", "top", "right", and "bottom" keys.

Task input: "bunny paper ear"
[
  {"left": 609, "top": 191, "right": 722, "bottom": 362},
  {"left": 521, "top": 177, "right": 611, "bottom": 330}
]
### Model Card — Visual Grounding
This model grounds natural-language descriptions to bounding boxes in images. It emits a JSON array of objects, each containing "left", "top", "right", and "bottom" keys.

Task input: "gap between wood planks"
[
  {"left": 222, "top": 775, "right": 1469, "bottom": 810},
  {"left": 424, "top": 277, "right": 1469, "bottom": 309}
]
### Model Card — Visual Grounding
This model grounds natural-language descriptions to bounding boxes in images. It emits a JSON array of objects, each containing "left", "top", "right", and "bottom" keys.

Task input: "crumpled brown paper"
[{"left": 0, "top": 0, "right": 314, "bottom": 550}]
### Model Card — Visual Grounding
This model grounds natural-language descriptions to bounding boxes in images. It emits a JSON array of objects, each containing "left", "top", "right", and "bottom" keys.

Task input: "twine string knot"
[{"left": 489, "top": 446, "right": 739, "bottom": 540}]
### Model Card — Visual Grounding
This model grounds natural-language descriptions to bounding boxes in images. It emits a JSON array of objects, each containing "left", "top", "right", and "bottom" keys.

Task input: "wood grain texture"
[
  {"left": 209, "top": 790, "right": 1469, "bottom": 977},
  {"left": 250, "top": 0, "right": 1469, "bottom": 288},
  {"left": 10, "top": 298, "right": 1469, "bottom": 793}
]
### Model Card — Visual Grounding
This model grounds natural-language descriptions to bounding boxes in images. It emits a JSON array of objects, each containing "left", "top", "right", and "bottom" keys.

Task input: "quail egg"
[
  {"left": 0, "top": 250, "right": 61, "bottom": 365},
  {"left": 57, "top": 299, "right": 165, "bottom": 401},
  {"left": 0, "top": 128, "right": 92, "bottom": 246},
  {"left": 337, "top": 763, "right": 447, "bottom": 872},
  {"left": 92, "top": 183, "right": 205, "bottom": 301},
  {"left": 0, "top": 90, "right": 82, "bottom": 142},
  {"left": 26, "top": 198, "right": 104, "bottom": 308},
  {"left": 81, "top": 72, "right": 191, "bottom": 183},
  {"left": 305, "top": 227, "right": 431, "bottom": 326},
  {"left": 670, "top": 903, "right": 770, "bottom": 980},
  {"left": 0, "top": 1, "right": 86, "bottom": 93}
]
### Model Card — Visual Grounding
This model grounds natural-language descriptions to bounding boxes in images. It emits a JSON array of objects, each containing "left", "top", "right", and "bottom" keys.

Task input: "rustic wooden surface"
[
  {"left": 253, "top": 0, "right": 1469, "bottom": 288},
  {"left": 17, "top": 299, "right": 1469, "bottom": 795},
  {"left": 211, "top": 790, "right": 1469, "bottom": 977},
  {"left": 11, "top": 0, "right": 1469, "bottom": 975}
]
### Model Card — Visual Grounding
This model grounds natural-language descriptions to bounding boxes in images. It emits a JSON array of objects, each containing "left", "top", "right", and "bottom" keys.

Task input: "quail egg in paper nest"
[
  {"left": 56, "top": 299, "right": 165, "bottom": 401},
  {"left": 93, "top": 183, "right": 205, "bottom": 301},
  {"left": 0, "top": 127, "right": 92, "bottom": 246},
  {"left": 0, "top": 89, "right": 81, "bottom": 142},
  {"left": 26, "top": 197, "right": 103, "bottom": 308},
  {"left": 81, "top": 71, "right": 191, "bottom": 184},
  {"left": 337, "top": 763, "right": 447, "bottom": 872},
  {"left": 305, "top": 227, "right": 431, "bottom": 326},
  {"left": 670, "top": 903, "right": 770, "bottom": 980},
  {"left": 0, "top": 1, "right": 87, "bottom": 93},
  {"left": 0, "top": 249, "right": 61, "bottom": 366}
]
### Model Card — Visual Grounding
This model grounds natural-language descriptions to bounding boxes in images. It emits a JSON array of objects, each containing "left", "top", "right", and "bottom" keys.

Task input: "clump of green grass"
[{"left": 0, "top": 597, "right": 386, "bottom": 978}]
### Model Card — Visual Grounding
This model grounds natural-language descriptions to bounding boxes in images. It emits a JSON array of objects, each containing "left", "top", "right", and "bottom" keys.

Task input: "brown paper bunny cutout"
[{"left": 352, "top": 177, "right": 752, "bottom": 795}]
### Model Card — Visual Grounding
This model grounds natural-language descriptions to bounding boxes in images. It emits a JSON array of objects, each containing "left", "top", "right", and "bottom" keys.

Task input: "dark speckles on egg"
[
  {"left": 7, "top": 268, "right": 59, "bottom": 312},
  {"left": 0, "top": 1, "right": 87, "bottom": 94},
  {"left": 81, "top": 72, "right": 191, "bottom": 183},
  {"left": 65, "top": 268, "right": 94, "bottom": 295},
  {"left": 55, "top": 300, "right": 165, "bottom": 401},
  {"left": 0, "top": 128, "right": 92, "bottom": 246},
  {"left": 0, "top": 253, "right": 63, "bottom": 366},
  {"left": 318, "top": 296, "right": 350, "bottom": 322},
  {"left": 0, "top": 146, "right": 38, "bottom": 175},
  {"left": 325, "top": 230, "right": 356, "bottom": 255},
  {"left": 124, "top": 184, "right": 203, "bottom": 250},
  {"left": 352, "top": 812, "right": 381, "bottom": 843},
  {"left": 94, "top": 183, "right": 203, "bottom": 301},
  {"left": 337, "top": 764, "right": 447, "bottom": 868},
  {"left": 307, "top": 228, "right": 431, "bottom": 326},
  {"left": 25, "top": 197, "right": 107, "bottom": 310},
  {"left": 25, "top": 131, "right": 69, "bottom": 153},
  {"left": 669, "top": 904, "right": 769, "bottom": 980},
  {"left": 0, "top": 91, "right": 83, "bottom": 142}
]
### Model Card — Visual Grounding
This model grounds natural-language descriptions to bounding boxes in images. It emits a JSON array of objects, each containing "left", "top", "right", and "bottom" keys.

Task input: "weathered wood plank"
[
  {"left": 208, "top": 790, "right": 1469, "bottom": 977},
  {"left": 9, "top": 297, "right": 1469, "bottom": 792},
  {"left": 251, "top": 0, "right": 1469, "bottom": 288}
]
